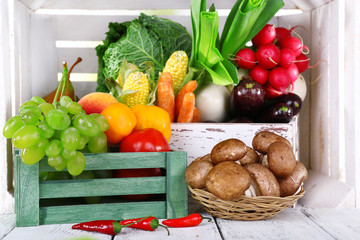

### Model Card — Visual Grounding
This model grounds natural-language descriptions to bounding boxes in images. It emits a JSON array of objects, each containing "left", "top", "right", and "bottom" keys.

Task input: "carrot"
[
  {"left": 177, "top": 92, "right": 195, "bottom": 123},
  {"left": 157, "top": 72, "right": 175, "bottom": 122},
  {"left": 192, "top": 107, "right": 200, "bottom": 123},
  {"left": 175, "top": 80, "right": 197, "bottom": 121}
]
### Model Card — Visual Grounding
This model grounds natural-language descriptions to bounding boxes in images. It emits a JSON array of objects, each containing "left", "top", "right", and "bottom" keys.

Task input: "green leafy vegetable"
[{"left": 95, "top": 13, "right": 192, "bottom": 92}]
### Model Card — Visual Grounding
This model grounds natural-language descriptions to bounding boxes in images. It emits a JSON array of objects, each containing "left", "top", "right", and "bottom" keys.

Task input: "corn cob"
[
  {"left": 116, "top": 61, "right": 138, "bottom": 87},
  {"left": 121, "top": 71, "right": 150, "bottom": 108},
  {"left": 163, "top": 50, "right": 188, "bottom": 95}
]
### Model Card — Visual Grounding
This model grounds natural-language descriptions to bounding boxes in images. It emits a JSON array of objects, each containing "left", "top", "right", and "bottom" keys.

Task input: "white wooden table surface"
[{"left": 2, "top": 205, "right": 360, "bottom": 240}]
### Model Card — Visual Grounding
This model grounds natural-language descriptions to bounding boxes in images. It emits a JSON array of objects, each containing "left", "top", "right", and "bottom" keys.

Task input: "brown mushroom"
[
  {"left": 278, "top": 161, "right": 308, "bottom": 197},
  {"left": 211, "top": 138, "right": 247, "bottom": 164},
  {"left": 239, "top": 146, "right": 260, "bottom": 165},
  {"left": 267, "top": 142, "right": 297, "bottom": 177},
  {"left": 205, "top": 161, "right": 251, "bottom": 200},
  {"left": 252, "top": 131, "right": 292, "bottom": 154},
  {"left": 194, "top": 153, "right": 211, "bottom": 162},
  {"left": 185, "top": 159, "right": 214, "bottom": 189},
  {"left": 244, "top": 163, "right": 280, "bottom": 197}
]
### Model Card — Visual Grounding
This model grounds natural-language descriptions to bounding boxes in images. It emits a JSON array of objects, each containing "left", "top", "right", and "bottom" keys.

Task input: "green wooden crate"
[{"left": 14, "top": 150, "right": 188, "bottom": 227}]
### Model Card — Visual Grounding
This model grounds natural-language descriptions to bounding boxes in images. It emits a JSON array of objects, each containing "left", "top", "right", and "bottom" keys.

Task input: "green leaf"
[
  {"left": 103, "top": 20, "right": 164, "bottom": 80},
  {"left": 139, "top": 13, "right": 192, "bottom": 65},
  {"left": 190, "top": 0, "right": 207, "bottom": 66}
]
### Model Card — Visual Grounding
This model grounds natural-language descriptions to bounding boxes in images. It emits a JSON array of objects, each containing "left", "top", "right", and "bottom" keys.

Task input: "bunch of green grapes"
[{"left": 2, "top": 96, "right": 109, "bottom": 176}]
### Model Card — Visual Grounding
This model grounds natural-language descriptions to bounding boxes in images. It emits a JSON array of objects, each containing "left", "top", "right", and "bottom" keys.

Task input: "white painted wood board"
[
  {"left": 302, "top": 208, "right": 360, "bottom": 240},
  {"left": 216, "top": 208, "right": 333, "bottom": 240}
]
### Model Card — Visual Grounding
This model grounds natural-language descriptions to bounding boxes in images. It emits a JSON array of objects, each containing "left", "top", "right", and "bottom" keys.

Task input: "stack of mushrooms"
[{"left": 185, "top": 131, "right": 308, "bottom": 201}]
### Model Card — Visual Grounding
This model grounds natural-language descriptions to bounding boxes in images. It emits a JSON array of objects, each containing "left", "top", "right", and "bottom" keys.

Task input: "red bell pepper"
[
  {"left": 119, "top": 216, "right": 170, "bottom": 235},
  {"left": 119, "top": 128, "right": 170, "bottom": 152},
  {"left": 162, "top": 213, "right": 212, "bottom": 228}
]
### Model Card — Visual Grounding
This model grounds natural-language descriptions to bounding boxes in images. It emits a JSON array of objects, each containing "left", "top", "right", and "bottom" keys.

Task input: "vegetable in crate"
[
  {"left": 96, "top": 13, "right": 192, "bottom": 92},
  {"left": 186, "top": 0, "right": 284, "bottom": 90},
  {"left": 3, "top": 61, "right": 109, "bottom": 176},
  {"left": 163, "top": 50, "right": 189, "bottom": 95}
]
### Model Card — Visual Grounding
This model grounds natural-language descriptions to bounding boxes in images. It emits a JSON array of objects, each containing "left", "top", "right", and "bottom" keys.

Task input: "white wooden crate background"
[{"left": 1, "top": 0, "right": 360, "bottom": 215}]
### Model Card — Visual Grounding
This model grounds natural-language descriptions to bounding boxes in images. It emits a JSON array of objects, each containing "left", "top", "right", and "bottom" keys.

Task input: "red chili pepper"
[
  {"left": 162, "top": 213, "right": 212, "bottom": 228},
  {"left": 119, "top": 216, "right": 170, "bottom": 235},
  {"left": 71, "top": 217, "right": 148, "bottom": 235}
]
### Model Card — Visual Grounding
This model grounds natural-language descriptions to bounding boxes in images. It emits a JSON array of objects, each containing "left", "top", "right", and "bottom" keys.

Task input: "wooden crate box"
[{"left": 14, "top": 150, "right": 188, "bottom": 227}]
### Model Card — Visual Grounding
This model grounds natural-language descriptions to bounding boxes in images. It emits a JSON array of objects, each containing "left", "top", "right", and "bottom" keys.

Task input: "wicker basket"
[{"left": 188, "top": 185, "right": 305, "bottom": 221}]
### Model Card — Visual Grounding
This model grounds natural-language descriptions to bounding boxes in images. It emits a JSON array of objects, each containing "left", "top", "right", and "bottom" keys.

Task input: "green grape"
[
  {"left": 45, "top": 139, "right": 62, "bottom": 157},
  {"left": 48, "top": 155, "right": 64, "bottom": 167},
  {"left": 90, "top": 113, "right": 109, "bottom": 132},
  {"left": 21, "top": 111, "right": 41, "bottom": 125},
  {"left": 61, "top": 127, "right": 80, "bottom": 150},
  {"left": 76, "top": 135, "right": 90, "bottom": 150},
  {"left": 73, "top": 114, "right": 101, "bottom": 137},
  {"left": 20, "top": 137, "right": 48, "bottom": 164},
  {"left": 66, "top": 102, "right": 82, "bottom": 115},
  {"left": 19, "top": 101, "right": 37, "bottom": 109},
  {"left": 12, "top": 125, "right": 40, "bottom": 149},
  {"left": 88, "top": 132, "right": 107, "bottom": 153},
  {"left": 60, "top": 96, "right": 73, "bottom": 107},
  {"left": 67, "top": 151, "right": 86, "bottom": 176},
  {"left": 3, "top": 115, "right": 24, "bottom": 138},
  {"left": 31, "top": 96, "right": 46, "bottom": 105},
  {"left": 38, "top": 121, "right": 55, "bottom": 139},
  {"left": 46, "top": 109, "right": 70, "bottom": 130},
  {"left": 54, "top": 158, "right": 67, "bottom": 171},
  {"left": 38, "top": 103, "right": 54, "bottom": 118},
  {"left": 61, "top": 148, "right": 76, "bottom": 160},
  {"left": 19, "top": 105, "right": 41, "bottom": 116}
]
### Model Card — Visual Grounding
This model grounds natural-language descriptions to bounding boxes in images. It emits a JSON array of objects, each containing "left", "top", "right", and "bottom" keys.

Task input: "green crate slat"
[
  {"left": 39, "top": 177, "right": 166, "bottom": 198},
  {"left": 39, "top": 152, "right": 167, "bottom": 172},
  {"left": 40, "top": 201, "right": 166, "bottom": 225},
  {"left": 165, "top": 151, "right": 188, "bottom": 218},
  {"left": 15, "top": 153, "right": 40, "bottom": 227}
]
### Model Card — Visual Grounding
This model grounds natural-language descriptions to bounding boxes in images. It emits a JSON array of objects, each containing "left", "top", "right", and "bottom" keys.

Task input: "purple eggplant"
[
  {"left": 265, "top": 93, "right": 302, "bottom": 115},
  {"left": 256, "top": 103, "right": 293, "bottom": 123},
  {"left": 229, "top": 78, "right": 265, "bottom": 118}
]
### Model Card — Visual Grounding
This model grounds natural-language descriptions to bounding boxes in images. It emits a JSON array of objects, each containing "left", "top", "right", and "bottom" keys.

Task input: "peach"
[{"left": 78, "top": 92, "right": 118, "bottom": 114}]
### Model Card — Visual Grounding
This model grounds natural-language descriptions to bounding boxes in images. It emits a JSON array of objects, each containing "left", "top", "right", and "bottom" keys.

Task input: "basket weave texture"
[{"left": 188, "top": 185, "right": 305, "bottom": 221}]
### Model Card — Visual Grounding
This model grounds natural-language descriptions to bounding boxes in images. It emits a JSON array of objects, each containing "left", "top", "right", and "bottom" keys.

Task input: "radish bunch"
[{"left": 235, "top": 24, "right": 310, "bottom": 98}]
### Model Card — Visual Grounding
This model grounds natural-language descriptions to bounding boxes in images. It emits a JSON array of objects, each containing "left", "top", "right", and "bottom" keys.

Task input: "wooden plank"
[
  {"left": 40, "top": 202, "right": 166, "bottom": 225},
  {"left": 0, "top": 214, "right": 15, "bottom": 239},
  {"left": 39, "top": 177, "right": 166, "bottom": 198},
  {"left": 39, "top": 152, "right": 167, "bottom": 172},
  {"left": 302, "top": 208, "right": 360, "bottom": 240},
  {"left": 216, "top": 208, "right": 334, "bottom": 240},
  {"left": 165, "top": 151, "right": 188, "bottom": 218},
  {"left": 14, "top": 154, "right": 40, "bottom": 227},
  {"left": 3, "top": 223, "right": 111, "bottom": 240}
]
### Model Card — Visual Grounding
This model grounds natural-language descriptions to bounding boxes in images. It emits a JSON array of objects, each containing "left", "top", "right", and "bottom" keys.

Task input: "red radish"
[
  {"left": 286, "top": 63, "right": 299, "bottom": 83},
  {"left": 275, "top": 27, "right": 292, "bottom": 45},
  {"left": 235, "top": 48, "right": 256, "bottom": 70},
  {"left": 249, "top": 65, "right": 268, "bottom": 85},
  {"left": 256, "top": 43, "right": 281, "bottom": 69},
  {"left": 264, "top": 83, "right": 284, "bottom": 98},
  {"left": 279, "top": 36, "right": 303, "bottom": 56},
  {"left": 279, "top": 48, "right": 296, "bottom": 68},
  {"left": 268, "top": 67, "right": 291, "bottom": 93},
  {"left": 295, "top": 53, "right": 310, "bottom": 73},
  {"left": 252, "top": 24, "right": 277, "bottom": 47}
]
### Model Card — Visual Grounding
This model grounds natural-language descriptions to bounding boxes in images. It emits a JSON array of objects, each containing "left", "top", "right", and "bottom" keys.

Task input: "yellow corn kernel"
[
  {"left": 163, "top": 50, "right": 188, "bottom": 95},
  {"left": 116, "top": 62, "right": 138, "bottom": 87},
  {"left": 121, "top": 72, "right": 150, "bottom": 108}
]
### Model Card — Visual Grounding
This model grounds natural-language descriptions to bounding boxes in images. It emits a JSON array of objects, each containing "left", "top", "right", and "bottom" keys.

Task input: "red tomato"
[
  {"left": 114, "top": 168, "right": 163, "bottom": 201},
  {"left": 119, "top": 128, "right": 171, "bottom": 152}
]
